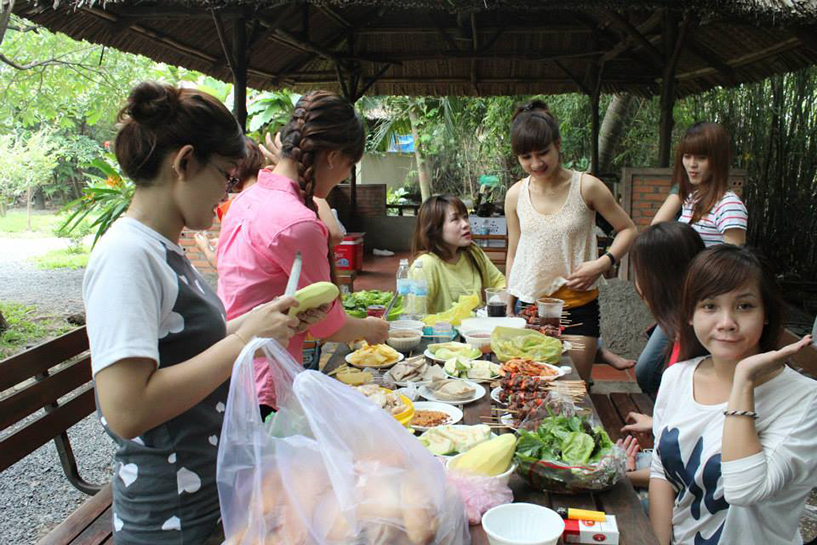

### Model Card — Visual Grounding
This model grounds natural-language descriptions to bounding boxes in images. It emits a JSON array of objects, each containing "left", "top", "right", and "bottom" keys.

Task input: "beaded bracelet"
[{"left": 723, "top": 410, "right": 759, "bottom": 419}]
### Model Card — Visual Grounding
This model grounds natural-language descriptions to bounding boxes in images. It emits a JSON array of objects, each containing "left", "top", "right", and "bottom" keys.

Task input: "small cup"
[
  {"left": 484, "top": 288, "right": 508, "bottom": 317},
  {"left": 366, "top": 305, "right": 386, "bottom": 318},
  {"left": 536, "top": 297, "right": 564, "bottom": 326}
]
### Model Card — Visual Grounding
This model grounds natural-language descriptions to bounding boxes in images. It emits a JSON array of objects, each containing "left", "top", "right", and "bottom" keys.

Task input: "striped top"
[{"left": 679, "top": 190, "right": 748, "bottom": 246}]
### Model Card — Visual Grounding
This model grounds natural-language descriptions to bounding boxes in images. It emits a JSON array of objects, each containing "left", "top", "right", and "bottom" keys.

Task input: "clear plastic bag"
[
  {"left": 217, "top": 337, "right": 471, "bottom": 545},
  {"left": 513, "top": 387, "right": 626, "bottom": 494}
]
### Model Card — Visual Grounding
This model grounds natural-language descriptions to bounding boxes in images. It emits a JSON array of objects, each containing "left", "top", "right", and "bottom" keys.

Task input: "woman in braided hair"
[{"left": 217, "top": 91, "right": 388, "bottom": 419}]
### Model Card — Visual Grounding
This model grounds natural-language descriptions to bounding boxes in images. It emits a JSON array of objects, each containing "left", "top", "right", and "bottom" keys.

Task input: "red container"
[{"left": 333, "top": 232, "right": 365, "bottom": 272}]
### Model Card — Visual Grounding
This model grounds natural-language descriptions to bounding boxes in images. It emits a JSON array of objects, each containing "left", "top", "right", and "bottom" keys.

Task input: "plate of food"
[
  {"left": 353, "top": 384, "right": 415, "bottom": 427},
  {"left": 346, "top": 342, "right": 404, "bottom": 368},
  {"left": 419, "top": 379, "right": 485, "bottom": 405},
  {"left": 499, "top": 358, "right": 566, "bottom": 381},
  {"left": 423, "top": 342, "right": 482, "bottom": 362},
  {"left": 410, "top": 401, "right": 463, "bottom": 431},
  {"left": 490, "top": 386, "right": 506, "bottom": 406},
  {"left": 384, "top": 355, "right": 446, "bottom": 386},
  {"left": 417, "top": 424, "right": 494, "bottom": 457},
  {"left": 442, "top": 356, "right": 501, "bottom": 382}
]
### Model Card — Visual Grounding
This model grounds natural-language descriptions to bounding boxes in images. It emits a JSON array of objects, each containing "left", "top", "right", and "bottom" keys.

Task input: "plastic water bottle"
[
  {"left": 395, "top": 259, "right": 412, "bottom": 318},
  {"left": 411, "top": 261, "right": 428, "bottom": 318}
]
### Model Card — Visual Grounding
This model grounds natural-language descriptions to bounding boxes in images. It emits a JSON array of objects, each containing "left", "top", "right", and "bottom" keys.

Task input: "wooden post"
[
  {"left": 658, "top": 12, "right": 678, "bottom": 167},
  {"left": 232, "top": 17, "right": 248, "bottom": 131},
  {"left": 587, "top": 33, "right": 602, "bottom": 176}
]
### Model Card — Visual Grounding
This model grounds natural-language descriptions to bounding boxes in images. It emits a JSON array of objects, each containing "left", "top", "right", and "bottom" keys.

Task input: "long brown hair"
[
  {"left": 412, "top": 195, "right": 488, "bottom": 289},
  {"left": 115, "top": 82, "right": 246, "bottom": 185},
  {"left": 232, "top": 136, "right": 264, "bottom": 191},
  {"left": 673, "top": 122, "right": 732, "bottom": 224},
  {"left": 278, "top": 91, "right": 364, "bottom": 213},
  {"left": 510, "top": 99, "right": 560, "bottom": 156},
  {"left": 630, "top": 222, "right": 705, "bottom": 341},
  {"left": 678, "top": 245, "right": 785, "bottom": 361}
]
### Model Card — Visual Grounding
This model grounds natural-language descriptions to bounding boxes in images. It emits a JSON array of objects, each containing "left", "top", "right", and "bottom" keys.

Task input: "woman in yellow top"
[{"left": 410, "top": 194, "right": 505, "bottom": 314}]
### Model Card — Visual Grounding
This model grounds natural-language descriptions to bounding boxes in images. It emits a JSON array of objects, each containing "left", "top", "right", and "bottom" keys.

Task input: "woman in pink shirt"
[{"left": 217, "top": 91, "right": 388, "bottom": 417}]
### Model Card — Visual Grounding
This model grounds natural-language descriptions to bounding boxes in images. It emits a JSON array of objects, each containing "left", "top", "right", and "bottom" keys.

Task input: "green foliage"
[
  {"left": 58, "top": 153, "right": 134, "bottom": 246},
  {"left": 0, "top": 209, "right": 62, "bottom": 236},
  {"left": 0, "top": 301, "right": 73, "bottom": 358},
  {"left": 0, "top": 128, "right": 62, "bottom": 201},
  {"left": 31, "top": 246, "right": 90, "bottom": 270},
  {"left": 247, "top": 89, "right": 300, "bottom": 135}
]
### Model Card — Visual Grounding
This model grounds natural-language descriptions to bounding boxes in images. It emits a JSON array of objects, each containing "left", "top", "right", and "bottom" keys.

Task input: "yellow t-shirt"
[{"left": 410, "top": 247, "right": 506, "bottom": 315}]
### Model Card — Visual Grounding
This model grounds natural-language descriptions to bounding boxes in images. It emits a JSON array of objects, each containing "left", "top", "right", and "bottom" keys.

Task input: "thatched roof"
[{"left": 13, "top": 0, "right": 817, "bottom": 98}]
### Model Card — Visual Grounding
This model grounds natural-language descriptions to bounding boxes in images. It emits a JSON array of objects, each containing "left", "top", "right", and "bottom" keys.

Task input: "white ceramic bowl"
[
  {"left": 389, "top": 319, "right": 425, "bottom": 332},
  {"left": 386, "top": 329, "right": 422, "bottom": 352},
  {"left": 481, "top": 503, "right": 565, "bottom": 545},
  {"left": 445, "top": 455, "right": 517, "bottom": 487},
  {"left": 462, "top": 329, "right": 493, "bottom": 354}
]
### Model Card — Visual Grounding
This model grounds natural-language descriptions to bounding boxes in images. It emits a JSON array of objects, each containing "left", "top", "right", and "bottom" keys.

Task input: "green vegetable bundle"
[
  {"left": 342, "top": 290, "right": 403, "bottom": 320},
  {"left": 513, "top": 411, "right": 625, "bottom": 494},
  {"left": 491, "top": 326, "right": 562, "bottom": 363}
]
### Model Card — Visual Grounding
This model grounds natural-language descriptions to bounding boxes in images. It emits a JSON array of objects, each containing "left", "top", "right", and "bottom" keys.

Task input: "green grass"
[
  {"left": 0, "top": 209, "right": 63, "bottom": 237},
  {"left": 0, "top": 302, "right": 74, "bottom": 359},
  {"left": 31, "top": 246, "right": 90, "bottom": 270}
]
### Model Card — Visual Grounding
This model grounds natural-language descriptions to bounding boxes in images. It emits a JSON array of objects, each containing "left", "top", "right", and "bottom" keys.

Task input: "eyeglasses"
[{"left": 212, "top": 163, "right": 240, "bottom": 192}]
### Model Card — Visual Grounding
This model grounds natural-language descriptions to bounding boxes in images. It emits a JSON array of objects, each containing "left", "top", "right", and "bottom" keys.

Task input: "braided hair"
[{"left": 278, "top": 91, "right": 365, "bottom": 213}]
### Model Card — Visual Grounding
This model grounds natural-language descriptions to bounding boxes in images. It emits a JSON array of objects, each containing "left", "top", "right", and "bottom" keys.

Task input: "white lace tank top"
[{"left": 507, "top": 170, "right": 599, "bottom": 303}]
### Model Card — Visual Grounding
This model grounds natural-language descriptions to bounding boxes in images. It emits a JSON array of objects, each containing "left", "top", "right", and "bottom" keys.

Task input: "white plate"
[
  {"left": 490, "top": 386, "right": 506, "bottom": 405},
  {"left": 345, "top": 351, "right": 404, "bottom": 369},
  {"left": 459, "top": 316, "right": 527, "bottom": 336},
  {"left": 411, "top": 401, "right": 463, "bottom": 431},
  {"left": 419, "top": 381, "right": 486, "bottom": 405},
  {"left": 423, "top": 345, "right": 481, "bottom": 363},
  {"left": 502, "top": 361, "right": 567, "bottom": 381},
  {"left": 443, "top": 368, "right": 500, "bottom": 384}
]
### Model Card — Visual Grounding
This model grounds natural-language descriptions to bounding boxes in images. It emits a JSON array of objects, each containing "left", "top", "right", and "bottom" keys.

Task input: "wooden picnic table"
[{"left": 326, "top": 337, "right": 658, "bottom": 545}]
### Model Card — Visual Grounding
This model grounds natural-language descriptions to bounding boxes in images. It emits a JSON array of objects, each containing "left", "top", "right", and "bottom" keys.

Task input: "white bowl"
[
  {"left": 462, "top": 329, "right": 493, "bottom": 354},
  {"left": 459, "top": 317, "right": 526, "bottom": 336},
  {"left": 386, "top": 329, "right": 422, "bottom": 352},
  {"left": 445, "top": 454, "right": 516, "bottom": 487},
  {"left": 389, "top": 319, "right": 425, "bottom": 332},
  {"left": 481, "top": 503, "right": 565, "bottom": 545}
]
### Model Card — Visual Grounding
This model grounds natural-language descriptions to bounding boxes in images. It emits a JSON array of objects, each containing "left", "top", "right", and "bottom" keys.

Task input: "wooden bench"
[{"left": 0, "top": 326, "right": 114, "bottom": 545}]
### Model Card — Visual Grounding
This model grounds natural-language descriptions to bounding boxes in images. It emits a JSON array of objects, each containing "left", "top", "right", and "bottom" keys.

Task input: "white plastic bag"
[{"left": 217, "top": 337, "right": 471, "bottom": 545}]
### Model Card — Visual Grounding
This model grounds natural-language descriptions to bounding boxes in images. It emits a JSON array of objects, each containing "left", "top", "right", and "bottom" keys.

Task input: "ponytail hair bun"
[
  {"left": 124, "top": 82, "right": 181, "bottom": 127},
  {"left": 114, "top": 81, "right": 245, "bottom": 185},
  {"left": 510, "top": 99, "right": 560, "bottom": 155}
]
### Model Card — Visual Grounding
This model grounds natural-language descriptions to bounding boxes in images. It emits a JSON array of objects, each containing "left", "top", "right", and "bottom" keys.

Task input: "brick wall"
[
  {"left": 179, "top": 225, "right": 220, "bottom": 277},
  {"left": 331, "top": 183, "right": 387, "bottom": 225}
]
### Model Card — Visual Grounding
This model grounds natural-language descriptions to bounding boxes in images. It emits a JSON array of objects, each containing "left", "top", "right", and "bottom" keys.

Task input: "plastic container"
[
  {"left": 386, "top": 329, "right": 423, "bottom": 352},
  {"left": 411, "top": 261, "right": 428, "bottom": 316},
  {"left": 396, "top": 259, "right": 413, "bottom": 319},
  {"left": 481, "top": 503, "right": 565, "bottom": 545},
  {"left": 389, "top": 319, "right": 425, "bottom": 332},
  {"left": 462, "top": 330, "right": 494, "bottom": 354}
]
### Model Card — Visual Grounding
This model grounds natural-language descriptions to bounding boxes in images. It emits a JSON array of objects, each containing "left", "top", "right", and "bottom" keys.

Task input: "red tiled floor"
[
  {"left": 591, "top": 364, "right": 637, "bottom": 382},
  {"left": 354, "top": 251, "right": 411, "bottom": 292}
]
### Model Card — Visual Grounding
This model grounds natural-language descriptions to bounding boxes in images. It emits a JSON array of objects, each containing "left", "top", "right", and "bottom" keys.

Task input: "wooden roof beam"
[
  {"left": 605, "top": 10, "right": 666, "bottom": 71},
  {"left": 553, "top": 60, "right": 590, "bottom": 95},
  {"left": 354, "top": 24, "right": 590, "bottom": 35},
  {"left": 599, "top": 11, "right": 662, "bottom": 64},
  {"left": 676, "top": 37, "right": 801, "bottom": 81},
  {"left": 103, "top": 6, "right": 246, "bottom": 20},
  {"left": 267, "top": 28, "right": 401, "bottom": 66},
  {"left": 317, "top": 5, "right": 352, "bottom": 29},
  {"left": 684, "top": 35, "right": 737, "bottom": 85}
]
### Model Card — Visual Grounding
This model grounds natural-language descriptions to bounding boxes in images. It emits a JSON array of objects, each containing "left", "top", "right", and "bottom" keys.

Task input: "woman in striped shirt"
[{"left": 652, "top": 122, "right": 748, "bottom": 246}]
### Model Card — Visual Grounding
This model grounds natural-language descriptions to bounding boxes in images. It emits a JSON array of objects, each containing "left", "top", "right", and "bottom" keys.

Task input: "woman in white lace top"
[{"left": 504, "top": 100, "right": 636, "bottom": 380}]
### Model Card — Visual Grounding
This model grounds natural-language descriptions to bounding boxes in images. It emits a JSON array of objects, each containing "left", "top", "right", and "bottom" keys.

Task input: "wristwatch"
[{"left": 604, "top": 251, "right": 617, "bottom": 268}]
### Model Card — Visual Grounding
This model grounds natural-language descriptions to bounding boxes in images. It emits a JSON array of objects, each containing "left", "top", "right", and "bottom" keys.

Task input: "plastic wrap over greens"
[
  {"left": 513, "top": 407, "right": 626, "bottom": 494},
  {"left": 490, "top": 326, "right": 562, "bottom": 363}
]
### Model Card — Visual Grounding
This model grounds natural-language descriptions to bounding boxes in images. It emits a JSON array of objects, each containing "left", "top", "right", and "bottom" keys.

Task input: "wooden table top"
[{"left": 326, "top": 338, "right": 658, "bottom": 545}]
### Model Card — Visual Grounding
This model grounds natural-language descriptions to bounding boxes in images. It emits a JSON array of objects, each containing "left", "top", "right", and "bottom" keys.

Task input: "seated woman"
[
  {"left": 649, "top": 245, "right": 816, "bottom": 545},
  {"left": 410, "top": 195, "right": 505, "bottom": 315}
]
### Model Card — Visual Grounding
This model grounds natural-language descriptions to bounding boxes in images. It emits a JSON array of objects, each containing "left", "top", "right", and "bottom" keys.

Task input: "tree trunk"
[
  {"left": 408, "top": 106, "right": 432, "bottom": 202},
  {"left": 26, "top": 186, "right": 32, "bottom": 230},
  {"left": 0, "top": 197, "right": 6, "bottom": 217},
  {"left": 0, "top": 309, "right": 8, "bottom": 334},
  {"left": 598, "top": 94, "right": 633, "bottom": 173}
]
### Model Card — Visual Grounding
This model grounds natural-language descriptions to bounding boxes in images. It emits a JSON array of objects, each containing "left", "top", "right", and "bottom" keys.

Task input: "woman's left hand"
[
  {"left": 735, "top": 334, "right": 813, "bottom": 384},
  {"left": 566, "top": 258, "right": 607, "bottom": 291},
  {"left": 294, "top": 303, "right": 331, "bottom": 334}
]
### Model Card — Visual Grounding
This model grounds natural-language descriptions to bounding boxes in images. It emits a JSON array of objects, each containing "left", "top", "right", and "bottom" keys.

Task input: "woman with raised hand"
[
  {"left": 83, "top": 82, "right": 308, "bottom": 544},
  {"left": 649, "top": 245, "right": 816, "bottom": 544},
  {"left": 217, "top": 91, "right": 388, "bottom": 419}
]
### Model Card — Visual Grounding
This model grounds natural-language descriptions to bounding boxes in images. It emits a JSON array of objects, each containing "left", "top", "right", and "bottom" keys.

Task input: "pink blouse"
[{"left": 217, "top": 171, "right": 346, "bottom": 406}]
